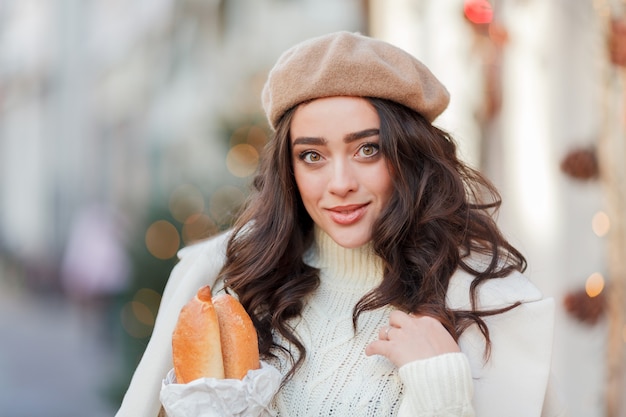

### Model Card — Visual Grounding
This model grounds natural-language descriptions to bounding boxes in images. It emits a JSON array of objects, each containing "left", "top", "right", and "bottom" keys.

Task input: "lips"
[{"left": 326, "top": 204, "right": 369, "bottom": 225}]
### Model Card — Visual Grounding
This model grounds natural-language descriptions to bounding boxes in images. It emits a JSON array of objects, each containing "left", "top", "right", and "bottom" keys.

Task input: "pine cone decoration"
[
  {"left": 609, "top": 18, "right": 626, "bottom": 67},
  {"left": 560, "top": 147, "right": 599, "bottom": 180},
  {"left": 563, "top": 287, "right": 607, "bottom": 325}
]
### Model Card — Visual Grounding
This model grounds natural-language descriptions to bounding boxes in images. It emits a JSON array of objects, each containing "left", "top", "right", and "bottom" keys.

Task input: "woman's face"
[{"left": 290, "top": 96, "right": 394, "bottom": 248}]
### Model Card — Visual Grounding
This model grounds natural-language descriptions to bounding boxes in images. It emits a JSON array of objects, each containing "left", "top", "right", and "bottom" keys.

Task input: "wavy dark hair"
[{"left": 218, "top": 97, "right": 526, "bottom": 382}]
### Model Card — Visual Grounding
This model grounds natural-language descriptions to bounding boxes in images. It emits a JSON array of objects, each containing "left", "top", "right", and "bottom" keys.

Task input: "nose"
[{"left": 327, "top": 160, "right": 358, "bottom": 196}]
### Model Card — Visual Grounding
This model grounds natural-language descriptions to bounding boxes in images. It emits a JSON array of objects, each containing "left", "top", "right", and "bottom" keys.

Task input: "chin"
[{"left": 329, "top": 231, "right": 372, "bottom": 249}]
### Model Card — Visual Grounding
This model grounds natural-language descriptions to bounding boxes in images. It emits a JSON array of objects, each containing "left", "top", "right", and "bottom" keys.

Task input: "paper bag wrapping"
[{"left": 160, "top": 361, "right": 282, "bottom": 417}]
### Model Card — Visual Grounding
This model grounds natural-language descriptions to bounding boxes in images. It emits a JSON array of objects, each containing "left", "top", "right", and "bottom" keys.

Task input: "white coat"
[{"left": 115, "top": 231, "right": 567, "bottom": 417}]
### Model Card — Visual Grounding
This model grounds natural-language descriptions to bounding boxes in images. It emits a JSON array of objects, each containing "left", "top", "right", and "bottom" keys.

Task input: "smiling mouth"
[{"left": 327, "top": 204, "right": 368, "bottom": 225}]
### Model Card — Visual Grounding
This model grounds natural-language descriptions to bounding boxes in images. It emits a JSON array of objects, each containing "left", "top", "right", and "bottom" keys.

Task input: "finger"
[
  {"left": 391, "top": 311, "right": 444, "bottom": 333},
  {"left": 378, "top": 325, "right": 394, "bottom": 341},
  {"left": 388, "top": 310, "right": 414, "bottom": 328},
  {"left": 378, "top": 326, "right": 387, "bottom": 341},
  {"left": 365, "top": 339, "right": 390, "bottom": 357}
]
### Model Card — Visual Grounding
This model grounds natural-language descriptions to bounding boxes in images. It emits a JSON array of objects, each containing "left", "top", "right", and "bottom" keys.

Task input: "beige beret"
[{"left": 261, "top": 31, "right": 450, "bottom": 130}]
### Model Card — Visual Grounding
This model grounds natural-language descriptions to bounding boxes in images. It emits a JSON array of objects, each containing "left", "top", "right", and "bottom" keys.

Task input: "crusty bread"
[
  {"left": 171, "top": 286, "right": 260, "bottom": 383},
  {"left": 172, "top": 286, "right": 225, "bottom": 383},
  {"left": 212, "top": 294, "right": 260, "bottom": 379}
]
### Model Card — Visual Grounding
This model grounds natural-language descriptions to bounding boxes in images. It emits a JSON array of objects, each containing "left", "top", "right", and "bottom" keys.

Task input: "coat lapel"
[
  {"left": 115, "top": 232, "right": 230, "bottom": 417},
  {"left": 447, "top": 268, "right": 555, "bottom": 417}
]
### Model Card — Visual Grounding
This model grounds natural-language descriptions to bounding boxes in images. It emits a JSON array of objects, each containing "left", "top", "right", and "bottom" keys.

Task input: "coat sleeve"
[
  {"left": 114, "top": 232, "right": 231, "bottom": 417},
  {"left": 447, "top": 267, "right": 565, "bottom": 417}
]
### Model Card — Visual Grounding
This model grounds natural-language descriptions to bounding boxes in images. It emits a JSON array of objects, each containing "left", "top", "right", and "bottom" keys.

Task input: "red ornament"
[{"left": 464, "top": 0, "right": 493, "bottom": 25}]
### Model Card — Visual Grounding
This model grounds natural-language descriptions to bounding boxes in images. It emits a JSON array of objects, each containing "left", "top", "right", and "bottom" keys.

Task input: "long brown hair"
[{"left": 218, "top": 97, "right": 526, "bottom": 381}]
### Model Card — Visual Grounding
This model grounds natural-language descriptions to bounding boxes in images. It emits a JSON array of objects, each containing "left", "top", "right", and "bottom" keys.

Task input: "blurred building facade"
[
  {"left": 369, "top": 1, "right": 623, "bottom": 416},
  {"left": 0, "top": 0, "right": 365, "bottom": 288},
  {"left": 0, "top": 0, "right": 365, "bottom": 415},
  {"left": 0, "top": 0, "right": 623, "bottom": 416}
]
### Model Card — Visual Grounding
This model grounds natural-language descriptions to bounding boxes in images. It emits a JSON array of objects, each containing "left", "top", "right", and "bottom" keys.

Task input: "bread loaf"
[
  {"left": 172, "top": 286, "right": 225, "bottom": 383},
  {"left": 172, "top": 286, "right": 260, "bottom": 383},
  {"left": 213, "top": 294, "right": 260, "bottom": 379}
]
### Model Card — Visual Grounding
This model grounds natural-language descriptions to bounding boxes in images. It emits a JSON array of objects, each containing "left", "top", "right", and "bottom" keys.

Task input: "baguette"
[
  {"left": 171, "top": 286, "right": 260, "bottom": 383},
  {"left": 213, "top": 293, "right": 260, "bottom": 379},
  {"left": 172, "top": 286, "right": 225, "bottom": 383}
]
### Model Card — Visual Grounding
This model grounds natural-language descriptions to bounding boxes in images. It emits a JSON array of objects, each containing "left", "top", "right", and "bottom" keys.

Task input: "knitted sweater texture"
[{"left": 268, "top": 228, "right": 474, "bottom": 416}]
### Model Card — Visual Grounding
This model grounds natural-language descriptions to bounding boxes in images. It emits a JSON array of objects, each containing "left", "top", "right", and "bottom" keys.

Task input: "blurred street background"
[{"left": 2, "top": 0, "right": 626, "bottom": 416}]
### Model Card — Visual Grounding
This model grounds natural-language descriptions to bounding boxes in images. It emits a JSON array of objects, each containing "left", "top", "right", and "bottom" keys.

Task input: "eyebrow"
[
  {"left": 292, "top": 128, "right": 380, "bottom": 146},
  {"left": 344, "top": 128, "right": 380, "bottom": 143}
]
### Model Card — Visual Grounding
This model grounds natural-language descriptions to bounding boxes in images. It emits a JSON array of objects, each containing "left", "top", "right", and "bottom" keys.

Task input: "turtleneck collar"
[{"left": 304, "top": 226, "right": 384, "bottom": 291}]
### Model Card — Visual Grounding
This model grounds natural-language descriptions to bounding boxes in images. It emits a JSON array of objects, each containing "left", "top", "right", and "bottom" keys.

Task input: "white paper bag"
[{"left": 160, "top": 361, "right": 282, "bottom": 417}]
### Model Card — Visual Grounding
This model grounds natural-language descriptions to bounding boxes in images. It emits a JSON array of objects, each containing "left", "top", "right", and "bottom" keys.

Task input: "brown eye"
[
  {"left": 301, "top": 151, "right": 322, "bottom": 163},
  {"left": 358, "top": 143, "right": 379, "bottom": 158}
]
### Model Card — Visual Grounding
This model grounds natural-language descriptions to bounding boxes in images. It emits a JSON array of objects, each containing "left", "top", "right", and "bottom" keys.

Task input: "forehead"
[{"left": 290, "top": 97, "right": 380, "bottom": 141}]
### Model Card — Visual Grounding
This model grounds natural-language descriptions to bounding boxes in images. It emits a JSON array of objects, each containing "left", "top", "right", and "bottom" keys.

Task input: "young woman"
[{"left": 115, "top": 31, "right": 566, "bottom": 417}]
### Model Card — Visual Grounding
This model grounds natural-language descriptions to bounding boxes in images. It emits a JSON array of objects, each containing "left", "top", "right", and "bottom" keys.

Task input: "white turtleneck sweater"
[
  {"left": 158, "top": 228, "right": 475, "bottom": 417},
  {"left": 267, "top": 228, "right": 475, "bottom": 416}
]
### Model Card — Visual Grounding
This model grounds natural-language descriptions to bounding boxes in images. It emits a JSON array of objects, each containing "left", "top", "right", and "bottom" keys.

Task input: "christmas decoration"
[
  {"left": 609, "top": 18, "right": 626, "bottom": 67},
  {"left": 464, "top": 0, "right": 493, "bottom": 25},
  {"left": 560, "top": 147, "right": 599, "bottom": 181},
  {"left": 563, "top": 286, "right": 608, "bottom": 325}
]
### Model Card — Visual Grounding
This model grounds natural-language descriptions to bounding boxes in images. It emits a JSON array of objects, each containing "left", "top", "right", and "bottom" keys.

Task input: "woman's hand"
[{"left": 365, "top": 310, "right": 460, "bottom": 367}]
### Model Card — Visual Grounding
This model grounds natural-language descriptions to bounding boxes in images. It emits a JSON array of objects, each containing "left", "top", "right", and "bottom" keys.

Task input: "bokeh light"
[
  {"left": 230, "top": 125, "right": 250, "bottom": 145},
  {"left": 585, "top": 272, "right": 605, "bottom": 298},
  {"left": 230, "top": 124, "right": 268, "bottom": 148},
  {"left": 226, "top": 143, "right": 259, "bottom": 178},
  {"left": 169, "top": 184, "right": 205, "bottom": 223},
  {"left": 182, "top": 212, "right": 218, "bottom": 244},
  {"left": 131, "top": 300, "right": 154, "bottom": 326},
  {"left": 209, "top": 185, "right": 246, "bottom": 226},
  {"left": 120, "top": 301, "right": 153, "bottom": 338},
  {"left": 592, "top": 211, "right": 610, "bottom": 237},
  {"left": 145, "top": 220, "right": 180, "bottom": 259},
  {"left": 134, "top": 287, "right": 162, "bottom": 319},
  {"left": 120, "top": 288, "right": 162, "bottom": 339},
  {"left": 245, "top": 125, "right": 269, "bottom": 150},
  {"left": 593, "top": 0, "right": 611, "bottom": 18}
]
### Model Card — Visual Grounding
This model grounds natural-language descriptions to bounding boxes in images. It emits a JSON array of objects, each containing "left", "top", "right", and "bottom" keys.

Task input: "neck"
[{"left": 305, "top": 226, "right": 384, "bottom": 291}]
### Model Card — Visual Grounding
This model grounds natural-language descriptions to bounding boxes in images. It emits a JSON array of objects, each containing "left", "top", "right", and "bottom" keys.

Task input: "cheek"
[
  {"left": 368, "top": 165, "right": 394, "bottom": 203},
  {"left": 293, "top": 167, "right": 317, "bottom": 206}
]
